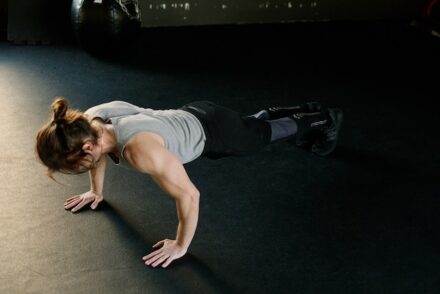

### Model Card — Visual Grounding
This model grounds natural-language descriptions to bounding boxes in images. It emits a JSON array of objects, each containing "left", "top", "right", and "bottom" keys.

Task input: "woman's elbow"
[{"left": 188, "top": 188, "right": 200, "bottom": 203}]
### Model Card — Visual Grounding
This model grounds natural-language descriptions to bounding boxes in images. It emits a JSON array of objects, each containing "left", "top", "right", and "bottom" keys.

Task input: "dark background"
[
  {"left": 2, "top": 0, "right": 434, "bottom": 42},
  {"left": 0, "top": 1, "right": 439, "bottom": 293}
]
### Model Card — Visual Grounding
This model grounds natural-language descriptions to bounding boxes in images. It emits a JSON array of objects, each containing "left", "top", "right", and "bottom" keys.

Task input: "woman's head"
[{"left": 36, "top": 97, "right": 100, "bottom": 177}]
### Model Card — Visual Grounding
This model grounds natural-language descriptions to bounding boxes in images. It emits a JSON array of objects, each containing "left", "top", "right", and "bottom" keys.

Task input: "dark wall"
[
  {"left": 6, "top": 0, "right": 431, "bottom": 42},
  {"left": 8, "top": 0, "right": 72, "bottom": 43},
  {"left": 0, "top": 0, "right": 7, "bottom": 33},
  {"left": 139, "top": 0, "right": 429, "bottom": 27}
]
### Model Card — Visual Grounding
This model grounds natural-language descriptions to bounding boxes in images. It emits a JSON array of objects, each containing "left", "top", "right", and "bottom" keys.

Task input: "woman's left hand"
[{"left": 142, "top": 239, "right": 187, "bottom": 268}]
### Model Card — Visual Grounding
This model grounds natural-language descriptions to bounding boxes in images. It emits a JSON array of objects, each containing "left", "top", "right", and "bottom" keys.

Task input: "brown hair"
[{"left": 36, "top": 97, "right": 99, "bottom": 177}]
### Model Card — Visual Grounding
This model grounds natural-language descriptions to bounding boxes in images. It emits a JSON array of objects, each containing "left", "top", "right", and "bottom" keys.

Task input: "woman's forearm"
[
  {"left": 89, "top": 155, "right": 107, "bottom": 195},
  {"left": 175, "top": 192, "right": 200, "bottom": 250}
]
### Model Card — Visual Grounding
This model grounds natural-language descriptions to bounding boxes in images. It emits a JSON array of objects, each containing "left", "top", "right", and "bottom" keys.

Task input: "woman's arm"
[
  {"left": 64, "top": 155, "right": 107, "bottom": 212},
  {"left": 124, "top": 132, "right": 200, "bottom": 268},
  {"left": 89, "top": 154, "right": 107, "bottom": 196}
]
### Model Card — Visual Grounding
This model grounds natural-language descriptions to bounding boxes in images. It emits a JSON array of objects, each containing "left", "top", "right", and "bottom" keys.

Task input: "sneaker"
[
  {"left": 311, "top": 108, "right": 343, "bottom": 156},
  {"left": 267, "top": 101, "right": 323, "bottom": 120},
  {"left": 291, "top": 111, "right": 329, "bottom": 148}
]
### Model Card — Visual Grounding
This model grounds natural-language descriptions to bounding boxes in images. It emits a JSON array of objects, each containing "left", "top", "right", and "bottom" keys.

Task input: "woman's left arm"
[{"left": 124, "top": 133, "right": 200, "bottom": 268}]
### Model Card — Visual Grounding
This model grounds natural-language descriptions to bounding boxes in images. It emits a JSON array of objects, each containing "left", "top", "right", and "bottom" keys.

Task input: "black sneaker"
[
  {"left": 291, "top": 111, "right": 330, "bottom": 148},
  {"left": 311, "top": 108, "right": 343, "bottom": 156},
  {"left": 267, "top": 101, "right": 323, "bottom": 120}
]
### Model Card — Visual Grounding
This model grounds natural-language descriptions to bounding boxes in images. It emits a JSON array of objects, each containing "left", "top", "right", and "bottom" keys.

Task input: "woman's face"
[
  {"left": 75, "top": 153, "right": 101, "bottom": 173},
  {"left": 72, "top": 138, "right": 103, "bottom": 174}
]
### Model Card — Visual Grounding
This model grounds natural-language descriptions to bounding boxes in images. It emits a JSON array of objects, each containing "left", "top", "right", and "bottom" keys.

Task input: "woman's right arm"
[
  {"left": 64, "top": 155, "right": 107, "bottom": 212},
  {"left": 89, "top": 154, "right": 107, "bottom": 196}
]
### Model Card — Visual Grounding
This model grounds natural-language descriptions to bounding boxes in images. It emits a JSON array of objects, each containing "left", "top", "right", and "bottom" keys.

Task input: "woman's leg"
[
  {"left": 248, "top": 101, "right": 322, "bottom": 120},
  {"left": 181, "top": 100, "right": 342, "bottom": 158},
  {"left": 181, "top": 101, "right": 273, "bottom": 158}
]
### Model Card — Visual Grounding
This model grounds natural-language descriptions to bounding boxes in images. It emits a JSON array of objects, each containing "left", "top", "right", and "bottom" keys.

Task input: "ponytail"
[{"left": 52, "top": 97, "right": 69, "bottom": 125}]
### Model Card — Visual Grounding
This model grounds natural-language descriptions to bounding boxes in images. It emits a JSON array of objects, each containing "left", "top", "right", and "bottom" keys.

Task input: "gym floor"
[{"left": 0, "top": 20, "right": 439, "bottom": 293}]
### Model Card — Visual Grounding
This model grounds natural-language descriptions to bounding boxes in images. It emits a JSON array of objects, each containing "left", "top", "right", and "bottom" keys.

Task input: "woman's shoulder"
[{"left": 85, "top": 100, "right": 144, "bottom": 119}]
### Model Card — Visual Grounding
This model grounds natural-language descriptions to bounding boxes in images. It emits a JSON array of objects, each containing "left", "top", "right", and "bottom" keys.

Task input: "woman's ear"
[{"left": 82, "top": 141, "right": 94, "bottom": 153}]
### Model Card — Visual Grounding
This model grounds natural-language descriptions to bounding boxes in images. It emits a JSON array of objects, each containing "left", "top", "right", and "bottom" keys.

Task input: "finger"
[
  {"left": 64, "top": 198, "right": 82, "bottom": 210},
  {"left": 152, "top": 255, "right": 169, "bottom": 268},
  {"left": 143, "top": 249, "right": 162, "bottom": 261},
  {"left": 90, "top": 198, "right": 102, "bottom": 210},
  {"left": 162, "top": 256, "right": 174, "bottom": 268},
  {"left": 64, "top": 196, "right": 81, "bottom": 206},
  {"left": 145, "top": 253, "right": 165, "bottom": 266},
  {"left": 71, "top": 200, "right": 88, "bottom": 212},
  {"left": 152, "top": 240, "right": 165, "bottom": 248},
  {"left": 71, "top": 198, "right": 92, "bottom": 213},
  {"left": 66, "top": 195, "right": 80, "bottom": 202}
]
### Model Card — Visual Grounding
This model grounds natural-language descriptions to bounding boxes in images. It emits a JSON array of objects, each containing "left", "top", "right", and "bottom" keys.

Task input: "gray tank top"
[{"left": 85, "top": 101, "right": 206, "bottom": 166}]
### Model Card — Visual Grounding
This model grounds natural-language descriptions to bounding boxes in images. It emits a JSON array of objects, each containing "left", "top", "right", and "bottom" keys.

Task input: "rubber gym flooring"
[{"left": 0, "top": 20, "right": 439, "bottom": 293}]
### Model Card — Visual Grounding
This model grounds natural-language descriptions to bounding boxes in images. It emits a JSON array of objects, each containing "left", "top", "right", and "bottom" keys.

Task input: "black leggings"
[{"left": 180, "top": 101, "right": 272, "bottom": 159}]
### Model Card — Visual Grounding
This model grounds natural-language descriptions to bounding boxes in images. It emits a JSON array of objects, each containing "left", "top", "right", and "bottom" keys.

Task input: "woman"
[{"left": 35, "top": 97, "right": 342, "bottom": 268}]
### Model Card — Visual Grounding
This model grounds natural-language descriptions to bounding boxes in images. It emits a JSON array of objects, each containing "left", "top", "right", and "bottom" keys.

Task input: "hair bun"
[{"left": 51, "top": 97, "right": 68, "bottom": 124}]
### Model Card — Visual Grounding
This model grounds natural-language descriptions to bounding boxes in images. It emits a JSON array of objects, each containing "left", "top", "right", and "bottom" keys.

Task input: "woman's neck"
[{"left": 93, "top": 120, "right": 118, "bottom": 155}]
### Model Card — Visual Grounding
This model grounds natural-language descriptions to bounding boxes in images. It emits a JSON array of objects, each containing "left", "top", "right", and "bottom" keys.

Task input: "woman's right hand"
[{"left": 64, "top": 191, "right": 104, "bottom": 213}]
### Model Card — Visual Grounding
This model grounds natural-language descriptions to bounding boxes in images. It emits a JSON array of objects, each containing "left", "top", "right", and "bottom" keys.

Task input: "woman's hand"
[
  {"left": 64, "top": 191, "right": 103, "bottom": 213},
  {"left": 142, "top": 239, "right": 187, "bottom": 268}
]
